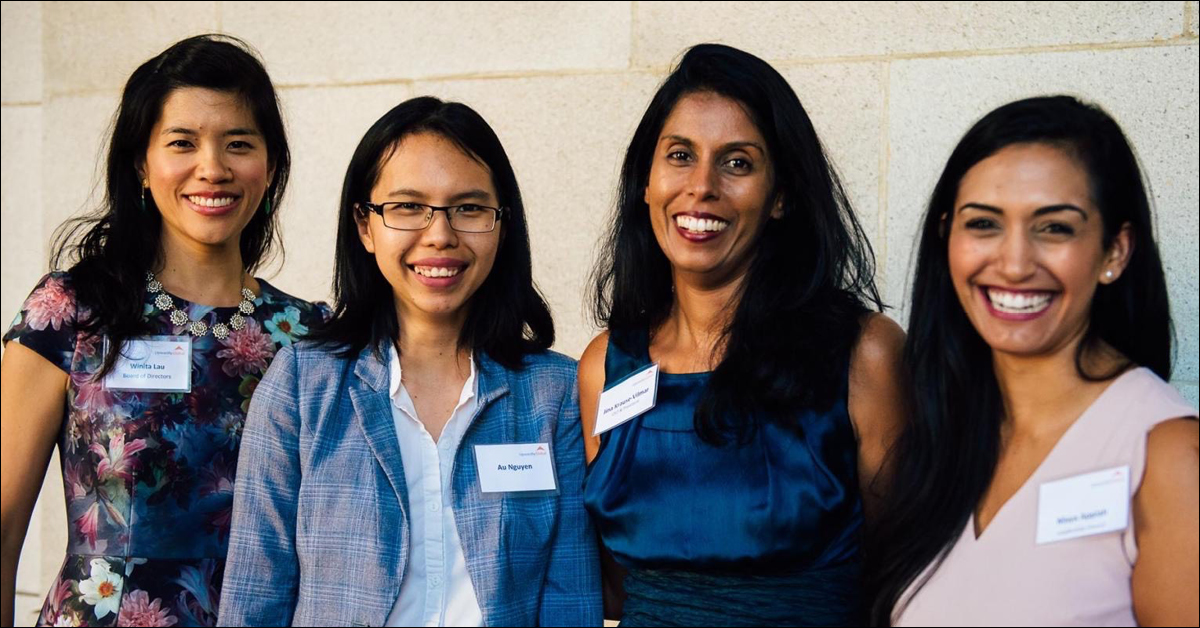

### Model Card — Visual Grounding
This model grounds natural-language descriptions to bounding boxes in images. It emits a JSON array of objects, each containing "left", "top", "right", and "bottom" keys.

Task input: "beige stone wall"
[{"left": 3, "top": 1, "right": 1197, "bottom": 620}]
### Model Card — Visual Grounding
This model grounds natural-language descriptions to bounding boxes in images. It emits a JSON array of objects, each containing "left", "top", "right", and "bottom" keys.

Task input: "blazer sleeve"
[
  {"left": 539, "top": 378, "right": 604, "bottom": 626},
  {"left": 217, "top": 344, "right": 304, "bottom": 626}
]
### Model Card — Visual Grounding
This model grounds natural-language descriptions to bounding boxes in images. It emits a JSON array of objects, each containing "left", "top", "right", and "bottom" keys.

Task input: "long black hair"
[
  {"left": 592, "top": 43, "right": 882, "bottom": 444},
  {"left": 51, "top": 34, "right": 291, "bottom": 375},
  {"left": 308, "top": 96, "right": 554, "bottom": 369},
  {"left": 868, "top": 95, "right": 1173, "bottom": 625}
]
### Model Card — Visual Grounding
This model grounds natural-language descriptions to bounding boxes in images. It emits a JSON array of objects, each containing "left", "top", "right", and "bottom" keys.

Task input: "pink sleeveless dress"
[{"left": 895, "top": 367, "right": 1196, "bottom": 627}]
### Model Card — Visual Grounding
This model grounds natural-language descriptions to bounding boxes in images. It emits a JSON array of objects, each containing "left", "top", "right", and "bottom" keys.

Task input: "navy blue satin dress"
[{"left": 583, "top": 328, "right": 864, "bottom": 626}]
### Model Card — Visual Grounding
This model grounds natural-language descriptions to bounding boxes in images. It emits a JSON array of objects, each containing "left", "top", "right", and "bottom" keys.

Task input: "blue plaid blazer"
[{"left": 217, "top": 341, "right": 602, "bottom": 626}]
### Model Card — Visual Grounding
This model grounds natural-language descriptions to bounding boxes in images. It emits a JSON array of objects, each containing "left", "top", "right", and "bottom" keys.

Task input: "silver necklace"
[{"left": 145, "top": 271, "right": 256, "bottom": 339}]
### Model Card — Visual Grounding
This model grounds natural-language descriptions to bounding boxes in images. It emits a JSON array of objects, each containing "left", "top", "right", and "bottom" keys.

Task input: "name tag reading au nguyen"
[{"left": 474, "top": 442, "right": 557, "bottom": 493}]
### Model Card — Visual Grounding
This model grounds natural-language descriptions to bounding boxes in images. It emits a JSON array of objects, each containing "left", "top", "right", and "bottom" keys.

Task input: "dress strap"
[{"left": 603, "top": 327, "right": 652, "bottom": 389}]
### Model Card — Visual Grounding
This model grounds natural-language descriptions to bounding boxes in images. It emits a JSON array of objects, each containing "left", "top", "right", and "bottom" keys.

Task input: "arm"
[
  {"left": 847, "top": 313, "right": 909, "bottom": 524},
  {"left": 539, "top": 375, "right": 603, "bottom": 626},
  {"left": 577, "top": 332, "right": 627, "bottom": 621},
  {"left": 1132, "top": 417, "right": 1199, "bottom": 626},
  {"left": 217, "top": 346, "right": 305, "bottom": 627},
  {"left": 1, "top": 343, "right": 68, "bottom": 627},
  {"left": 578, "top": 332, "right": 608, "bottom": 464}
]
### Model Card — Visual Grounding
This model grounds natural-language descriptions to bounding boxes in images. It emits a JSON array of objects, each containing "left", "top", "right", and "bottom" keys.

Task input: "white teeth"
[
  {"left": 986, "top": 288, "right": 1053, "bottom": 314},
  {"left": 675, "top": 215, "right": 729, "bottom": 233},
  {"left": 413, "top": 266, "right": 462, "bottom": 278},
  {"left": 186, "top": 195, "right": 236, "bottom": 208}
]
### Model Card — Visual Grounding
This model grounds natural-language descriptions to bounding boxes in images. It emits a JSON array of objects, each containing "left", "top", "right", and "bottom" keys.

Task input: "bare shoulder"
[
  {"left": 846, "top": 312, "right": 908, "bottom": 435},
  {"left": 578, "top": 331, "right": 610, "bottom": 390},
  {"left": 1142, "top": 417, "right": 1199, "bottom": 494},
  {"left": 851, "top": 312, "right": 906, "bottom": 374}
]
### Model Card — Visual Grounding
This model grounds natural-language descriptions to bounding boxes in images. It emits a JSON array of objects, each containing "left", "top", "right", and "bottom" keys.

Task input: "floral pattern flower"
[
  {"left": 77, "top": 558, "right": 123, "bottom": 619},
  {"left": 73, "top": 502, "right": 101, "bottom": 550},
  {"left": 91, "top": 432, "right": 148, "bottom": 482},
  {"left": 37, "top": 577, "right": 74, "bottom": 626},
  {"left": 22, "top": 274, "right": 74, "bottom": 331},
  {"left": 263, "top": 305, "right": 308, "bottom": 346},
  {"left": 117, "top": 589, "right": 179, "bottom": 627},
  {"left": 8, "top": 273, "right": 326, "bottom": 627},
  {"left": 215, "top": 320, "right": 275, "bottom": 378}
]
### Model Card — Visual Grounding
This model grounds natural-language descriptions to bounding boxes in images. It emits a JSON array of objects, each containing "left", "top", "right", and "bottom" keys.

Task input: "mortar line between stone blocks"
[{"left": 877, "top": 59, "right": 890, "bottom": 304}]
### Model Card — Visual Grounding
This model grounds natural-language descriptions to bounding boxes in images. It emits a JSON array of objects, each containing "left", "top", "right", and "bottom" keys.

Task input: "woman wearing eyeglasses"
[{"left": 216, "top": 97, "right": 601, "bottom": 627}]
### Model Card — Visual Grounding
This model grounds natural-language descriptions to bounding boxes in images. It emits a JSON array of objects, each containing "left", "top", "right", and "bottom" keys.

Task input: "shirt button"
[
  {"left": 429, "top": 501, "right": 441, "bottom": 512},
  {"left": 430, "top": 575, "right": 443, "bottom": 587}
]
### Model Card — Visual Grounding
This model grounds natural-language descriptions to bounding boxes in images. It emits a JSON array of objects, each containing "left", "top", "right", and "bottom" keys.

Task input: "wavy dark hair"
[
  {"left": 591, "top": 43, "right": 882, "bottom": 444},
  {"left": 307, "top": 96, "right": 553, "bottom": 369},
  {"left": 50, "top": 34, "right": 291, "bottom": 376},
  {"left": 868, "top": 95, "right": 1173, "bottom": 625}
]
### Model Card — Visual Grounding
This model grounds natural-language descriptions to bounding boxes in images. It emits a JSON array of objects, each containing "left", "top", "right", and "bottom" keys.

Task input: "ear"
[
  {"left": 1099, "top": 221, "right": 1134, "bottom": 284},
  {"left": 354, "top": 205, "right": 377, "bottom": 254},
  {"left": 769, "top": 194, "right": 784, "bottom": 220}
]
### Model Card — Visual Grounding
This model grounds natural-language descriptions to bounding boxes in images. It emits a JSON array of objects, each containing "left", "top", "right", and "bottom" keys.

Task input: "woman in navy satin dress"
[{"left": 579, "top": 44, "right": 908, "bottom": 626}]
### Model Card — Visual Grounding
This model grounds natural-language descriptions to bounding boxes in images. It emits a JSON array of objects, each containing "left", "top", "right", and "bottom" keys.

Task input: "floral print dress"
[{"left": 4, "top": 272, "right": 327, "bottom": 627}]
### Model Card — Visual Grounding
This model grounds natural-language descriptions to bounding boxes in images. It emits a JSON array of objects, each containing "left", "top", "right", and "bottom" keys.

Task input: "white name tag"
[
  {"left": 593, "top": 363, "right": 659, "bottom": 436},
  {"left": 1036, "top": 465, "right": 1130, "bottom": 544},
  {"left": 474, "top": 443, "right": 557, "bottom": 493},
  {"left": 103, "top": 335, "right": 193, "bottom": 392}
]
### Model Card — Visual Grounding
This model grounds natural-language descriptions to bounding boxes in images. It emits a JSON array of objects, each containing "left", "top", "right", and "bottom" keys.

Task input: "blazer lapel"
[
  {"left": 454, "top": 353, "right": 512, "bottom": 624},
  {"left": 348, "top": 344, "right": 410, "bottom": 528}
]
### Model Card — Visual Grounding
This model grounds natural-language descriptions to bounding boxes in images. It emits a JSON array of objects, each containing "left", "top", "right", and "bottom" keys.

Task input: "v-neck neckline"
[{"left": 970, "top": 367, "right": 1142, "bottom": 542}]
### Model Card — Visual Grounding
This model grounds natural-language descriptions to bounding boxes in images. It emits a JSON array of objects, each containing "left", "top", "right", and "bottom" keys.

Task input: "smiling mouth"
[
  {"left": 674, "top": 214, "right": 730, "bottom": 234},
  {"left": 185, "top": 195, "right": 238, "bottom": 208},
  {"left": 411, "top": 265, "right": 464, "bottom": 278},
  {"left": 983, "top": 287, "right": 1055, "bottom": 315}
]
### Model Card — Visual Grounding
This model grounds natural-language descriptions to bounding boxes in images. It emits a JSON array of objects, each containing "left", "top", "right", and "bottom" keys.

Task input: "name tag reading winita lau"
[{"left": 103, "top": 335, "right": 193, "bottom": 393}]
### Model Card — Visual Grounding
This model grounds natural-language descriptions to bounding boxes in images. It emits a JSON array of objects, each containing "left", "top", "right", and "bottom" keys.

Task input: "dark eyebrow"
[
  {"left": 958, "top": 202, "right": 1088, "bottom": 220},
  {"left": 386, "top": 188, "right": 494, "bottom": 203},
  {"left": 958, "top": 203, "right": 1002, "bottom": 214},
  {"left": 660, "top": 134, "right": 765, "bottom": 155},
  {"left": 1033, "top": 204, "right": 1088, "bottom": 220},
  {"left": 161, "top": 127, "right": 260, "bottom": 137}
]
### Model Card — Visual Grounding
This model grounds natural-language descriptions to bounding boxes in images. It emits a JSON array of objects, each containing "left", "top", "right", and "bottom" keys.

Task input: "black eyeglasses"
[{"left": 356, "top": 202, "right": 507, "bottom": 233}]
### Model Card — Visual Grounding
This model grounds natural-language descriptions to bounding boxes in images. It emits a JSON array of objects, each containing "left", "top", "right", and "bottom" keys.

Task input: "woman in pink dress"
[{"left": 870, "top": 96, "right": 1198, "bottom": 626}]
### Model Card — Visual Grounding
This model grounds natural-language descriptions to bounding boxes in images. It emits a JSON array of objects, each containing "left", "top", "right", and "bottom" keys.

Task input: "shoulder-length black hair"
[
  {"left": 868, "top": 95, "right": 1173, "bottom": 625},
  {"left": 51, "top": 33, "right": 291, "bottom": 375},
  {"left": 591, "top": 43, "right": 881, "bottom": 444},
  {"left": 308, "top": 96, "right": 553, "bottom": 369}
]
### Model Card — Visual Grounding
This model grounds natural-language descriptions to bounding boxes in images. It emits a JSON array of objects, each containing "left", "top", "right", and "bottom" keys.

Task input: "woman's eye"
[
  {"left": 168, "top": 139, "right": 194, "bottom": 148},
  {"left": 1040, "top": 222, "right": 1075, "bottom": 236},
  {"left": 964, "top": 217, "right": 998, "bottom": 230},
  {"left": 228, "top": 140, "right": 254, "bottom": 150},
  {"left": 667, "top": 150, "right": 691, "bottom": 162},
  {"left": 725, "top": 158, "right": 752, "bottom": 171}
]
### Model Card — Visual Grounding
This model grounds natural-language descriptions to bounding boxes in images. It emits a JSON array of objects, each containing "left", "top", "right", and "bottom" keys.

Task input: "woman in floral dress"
[{"left": 0, "top": 35, "right": 325, "bottom": 627}]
